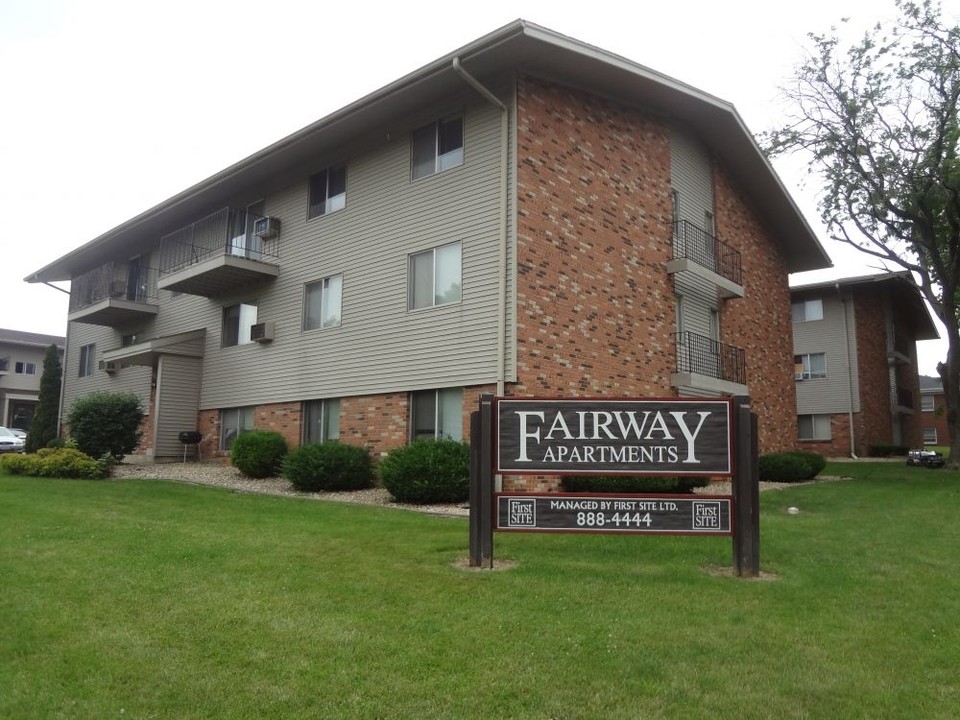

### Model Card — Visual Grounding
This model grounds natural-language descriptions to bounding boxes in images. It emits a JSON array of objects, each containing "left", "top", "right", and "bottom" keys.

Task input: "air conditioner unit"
[
  {"left": 254, "top": 216, "right": 281, "bottom": 239},
  {"left": 99, "top": 360, "right": 118, "bottom": 374},
  {"left": 794, "top": 373, "right": 804, "bottom": 381},
  {"left": 250, "top": 321, "right": 275, "bottom": 343}
]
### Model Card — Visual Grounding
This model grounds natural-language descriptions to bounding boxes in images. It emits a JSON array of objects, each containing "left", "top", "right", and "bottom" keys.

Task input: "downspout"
[
  {"left": 452, "top": 56, "right": 509, "bottom": 397},
  {"left": 837, "top": 284, "right": 857, "bottom": 458}
]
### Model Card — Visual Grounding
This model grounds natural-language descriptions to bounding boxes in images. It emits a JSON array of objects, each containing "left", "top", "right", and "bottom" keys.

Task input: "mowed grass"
[{"left": 2, "top": 462, "right": 959, "bottom": 719}]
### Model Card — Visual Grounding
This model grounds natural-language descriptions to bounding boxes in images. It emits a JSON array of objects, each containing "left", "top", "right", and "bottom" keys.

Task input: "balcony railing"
[
  {"left": 671, "top": 220, "right": 742, "bottom": 287},
  {"left": 158, "top": 207, "right": 278, "bottom": 276},
  {"left": 674, "top": 331, "right": 746, "bottom": 386},
  {"left": 69, "top": 261, "right": 158, "bottom": 312}
]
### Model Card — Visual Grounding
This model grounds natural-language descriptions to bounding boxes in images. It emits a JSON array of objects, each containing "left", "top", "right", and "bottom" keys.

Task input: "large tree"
[
  {"left": 25, "top": 344, "right": 62, "bottom": 453},
  {"left": 763, "top": 0, "right": 960, "bottom": 463}
]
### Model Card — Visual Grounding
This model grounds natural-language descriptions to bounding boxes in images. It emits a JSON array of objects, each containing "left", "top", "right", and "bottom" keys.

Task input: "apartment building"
[
  {"left": 791, "top": 272, "right": 938, "bottom": 456},
  {"left": 0, "top": 329, "right": 65, "bottom": 431},
  {"left": 27, "top": 21, "right": 830, "bottom": 488},
  {"left": 919, "top": 376, "right": 947, "bottom": 446}
]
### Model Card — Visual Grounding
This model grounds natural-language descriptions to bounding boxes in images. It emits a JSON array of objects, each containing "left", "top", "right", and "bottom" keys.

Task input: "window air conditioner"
[
  {"left": 99, "top": 360, "right": 118, "bottom": 374},
  {"left": 794, "top": 373, "right": 804, "bottom": 381},
  {"left": 254, "top": 216, "right": 281, "bottom": 239},
  {"left": 250, "top": 321, "right": 275, "bottom": 343}
]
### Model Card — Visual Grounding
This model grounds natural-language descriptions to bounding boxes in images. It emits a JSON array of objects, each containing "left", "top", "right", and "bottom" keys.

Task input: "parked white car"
[{"left": 0, "top": 426, "right": 26, "bottom": 454}]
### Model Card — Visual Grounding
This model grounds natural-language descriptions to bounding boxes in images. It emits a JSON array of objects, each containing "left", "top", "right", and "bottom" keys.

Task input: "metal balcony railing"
[
  {"left": 671, "top": 220, "right": 742, "bottom": 287},
  {"left": 674, "top": 331, "right": 746, "bottom": 385},
  {"left": 158, "top": 207, "right": 279, "bottom": 276},
  {"left": 69, "top": 261, "right": 158, "bottom": 312}
]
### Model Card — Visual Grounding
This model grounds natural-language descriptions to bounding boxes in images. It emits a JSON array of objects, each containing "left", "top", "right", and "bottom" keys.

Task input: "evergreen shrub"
[
  {"left": 282, "top": 441, "right": 374, "bottom": 492},
  {"left": 379, "top": 438, "right": 471, "bottom": 504},
  {"left": 0, "top": 447, "right": 106, "bottom": 479},
  {"left": 67, "top": 392, "right": 144, "bottom": 460},
  {"left": 230, "top": 430, "right": 288, "bottom": 478},
  {"left": 758, "top": 451, "right": 825, "bottom": 482}
]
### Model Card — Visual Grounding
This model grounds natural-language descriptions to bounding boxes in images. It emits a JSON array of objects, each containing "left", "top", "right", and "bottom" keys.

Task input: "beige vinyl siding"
[
  {"left": 793, "top": 291, "right": 861, "bottom": 414},
  {"left": 153, "top": 354, "right": 202, "bottom": 458}
]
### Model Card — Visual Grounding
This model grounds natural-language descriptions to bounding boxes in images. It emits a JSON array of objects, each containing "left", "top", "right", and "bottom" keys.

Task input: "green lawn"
[{"left": 2, "top": 463, "right": 959, "bottom": 719}]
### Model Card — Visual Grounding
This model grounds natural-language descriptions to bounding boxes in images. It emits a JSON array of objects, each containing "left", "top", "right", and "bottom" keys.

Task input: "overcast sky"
[{"left": 2, "top": 0, "right": 956, "bottom": 374}]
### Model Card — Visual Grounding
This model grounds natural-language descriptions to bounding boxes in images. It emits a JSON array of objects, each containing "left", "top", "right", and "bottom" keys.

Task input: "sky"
[{"left": 2, "top": 0, "right": 957, "bottom": 375}]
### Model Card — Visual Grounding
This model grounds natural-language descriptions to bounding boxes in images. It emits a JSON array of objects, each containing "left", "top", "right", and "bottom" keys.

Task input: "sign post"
[{"left": 732, "top": 396, "right": 760, "bottom": 577}]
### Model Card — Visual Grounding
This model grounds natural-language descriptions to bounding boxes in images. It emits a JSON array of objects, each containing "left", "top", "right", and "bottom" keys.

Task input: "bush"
[
  {"left": 758, "top": 451, "right": 825, "bottom": 482},
  {"left": 67, "top": 392, "right": 145, "bottom": 460},
  {"left": 379, "top": 438, "right": 471, "bottom": 504},
  {"left": 0, "top": 448, "right": 106, "bottom": 479},
  {"left": 869, "top": 443, "right": 909, "bottom": 457},
  {"left": 561, "top": 475, "right": 710, "bottom": 494},
  {"left": 230, "top": 431, "right": 288, "bottom": 478},
  {"left": 282, "top": 442, "right": 374, "bottom": 492}
]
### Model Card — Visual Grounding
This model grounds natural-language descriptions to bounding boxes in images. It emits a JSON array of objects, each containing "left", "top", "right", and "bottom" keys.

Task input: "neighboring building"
[
  {"left": 791, "top": 272, "right": 938, "bottom": 457},
  {"left": 919, "top": 375, "right": 947, "bottom": 446},
  {"left": 26, "top": 21, "right": 830, "bottom": 488},
  {"left": 0, "top": 328, "right": 65, "bottom": 431}
]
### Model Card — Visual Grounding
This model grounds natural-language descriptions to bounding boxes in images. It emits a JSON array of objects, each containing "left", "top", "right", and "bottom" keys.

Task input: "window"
[
  {"left": 304, "top": 275, "right": 343, "bottom": 330},
  {"left": 303, "top": 399, "right": 341, "bottom": 444},
  {"left": 121, "top": 333, "right": 140, "bottom": 347},
  {"left": 412, "top": 117, "right": 463, "bottom": 179},
  {"left": 222, "top": 302, "right": 258, "bottom": 347},
  {"left": 792, "top": 298, "right": 823, "bottom": 322},
  {"left": 78, "top": 346, "right": 95, "bottom": 377},
  {"left": 0, "top": 356, "right": 8, "bottom": 372},
  {"left": 411, "top": 388, "right": 462, "bottom": 441},
  {"left": 924, "top": 427, "right": 938, "bottom": 445},
  {"left": 798, "top": 414, "right": 831, "bottom": 441},
  {"left": 16, "top": 360, "right": 38, "bottom": 375},
  {"left": 409, "top": 242, "right": 461, "bottom": 309},
  {"left": 221, "top": 407, "right": 255, "bottom": 451},
  {"left": 794, "top": 353, "right": 826, "bottom": 380},
  {"left": 308, "top": 166, "right": 346, "bottom": 219},
  {"left": 921, "top": 395, "right": 936, "bottom": 412}
]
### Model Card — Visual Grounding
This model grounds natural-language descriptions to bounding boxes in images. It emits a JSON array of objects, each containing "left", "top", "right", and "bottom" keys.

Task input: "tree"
[
  {"left": 763, "top": 0, "right": 960, "bottom": 464},
  {"left": 25, "top": 344, "right": 62, "bottom": 453}
]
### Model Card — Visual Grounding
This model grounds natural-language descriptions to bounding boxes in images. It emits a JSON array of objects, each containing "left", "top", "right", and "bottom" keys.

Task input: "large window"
[
  {"left": 412, "top": 117, "right": 463, "bottom": 179},
  {"left": 304, "top": 275, "right": 343, "bottom": 330},
  {"left": 409, "top": 242, "right": 461, "bottom": 309},
  {"left": 798, "top": 414, "right": 831, "bottom": 441},
  {"left": 303, "top": 399, "right": 341, "bottom": 444},
  {"left": 16, "top": 361, "right": 38, "bottom": 375},
  {"left": 411, "top": 388, "right": 462, "bottom": 441},
  {"left": 921, "top": 395, "right": 936, "bottom": 412},
  {"left": 792, "top": 298, "right": 824, "bottom": 322},
  {"left": 794, "top": 352, "right": 827, "bottom": 380},
  {"left": 308, "top": 166, "right": 346, "bottom": 219},
  {"left": 222, "top": 302, "right": 258, "bottom": 347},
  {"left": 78, "top": 345, "right": 95, "bottom": 377},
  {"left": 221, "top": 407, "right": 255, "bottom": 451}
]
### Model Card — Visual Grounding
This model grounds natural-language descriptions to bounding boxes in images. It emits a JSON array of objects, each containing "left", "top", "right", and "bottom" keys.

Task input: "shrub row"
[
  {"left": 758, "top": 451, "right": 826, "bottom": 482},
  {"left": 868, "top": 443, "right": 910, "bottom": 458},
  {"left": 0, "top": 448, "right": 110, "bottom": 479}
]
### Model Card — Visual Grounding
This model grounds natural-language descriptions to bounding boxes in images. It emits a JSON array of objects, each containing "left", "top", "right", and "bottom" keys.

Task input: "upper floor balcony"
[
  {"left": 68, "top": 260, "right": 159, "bottom": 327},
  {"left": 666, "top": 220, "right": 744, "bottom": 298},
  {"left": 887, "top": 333, "right": 914, "bottom": 365},
  {"left": 157, "top": 207, "right": 280, "bottom": 298},
  {"left": 894, "top": 385, "right": 915, "bottom": 414},
  {"left": 671, "top": 330, "right": 747, "bottom": 396}
]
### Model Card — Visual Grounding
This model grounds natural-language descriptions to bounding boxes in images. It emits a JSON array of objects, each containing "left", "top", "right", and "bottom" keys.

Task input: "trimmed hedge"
[
  {"left": 379, "top": 438, "right": 471, "bottom": 504},
  {"left": 231, "top": 431, "right": 288, "bottom": 478},
  {"left": 282, "top": 442, "right": 374, "bottom": 492},
  {"left": 869, "top": 443, "right": 909, "bottom": 458},
  {"left": 758, "top": 451, "right": 826, "bottom": 482},
  {"left": 0, "top": 447, "right": 108, "bottom": 479},
  {"left": 67, "top": 391, "right": 145, "bottom": 460},
  {"left": 561, "top": 475, "right": 710, "bottom": 494}
]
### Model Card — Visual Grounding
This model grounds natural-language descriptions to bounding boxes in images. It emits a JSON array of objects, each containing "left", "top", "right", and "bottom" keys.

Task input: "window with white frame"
[
  {"left": 921, "top": 395, "right": 936, "bottom": 412},
  {"left": 792, "top": 298, "right": 824, "bottom": 322},
  {"left": 798, "top": 414, "right": 831, "bottom": 441},
  {"left": 222, "top": 302, "right": 258, "bottom": 347},
  {"left": 411, "top": 117, "right": 463, "bottom": 179},
  {"left": 923, "top": 427, "right": 938, "bottom": 444},
  {"left": 308, "top": 166, "right": 346, "bottom": 219},
  {"left": 78, "top": 345, "right": 95, "bottom": 377},
  {"left": 794, "top": 352, "right": 827, "bottom": 379},
  {"left": 409, "top": 242, "right": 461, "bottom": 309},
  {"left": 411, "top": 388, "right": 462, "bottom": 441},
  {"left": 304, "top": 275, "right": 343, "bottom": 330},
  {"left": 303, "top": 399, "right": 340, "bottom": 444},
  {"left": 221, "top": 407, "right": 255, "bottom": 451}
]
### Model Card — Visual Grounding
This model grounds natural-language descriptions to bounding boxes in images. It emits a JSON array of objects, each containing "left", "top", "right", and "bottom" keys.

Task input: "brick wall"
[{"left": 853, "top": 288, "right": 896, "bottom": 451}]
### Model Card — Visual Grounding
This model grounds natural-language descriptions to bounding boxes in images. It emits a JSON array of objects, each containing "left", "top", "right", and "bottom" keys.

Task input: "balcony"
[
  {"left": 894, "top": 386, "right": 915, "bottom": 414},
  {"left": 68, "top": 261, "right": 159, "bottom": 327},
  {"left": 887, "top": 334, "right": 913, "bottom": 365},
  {"left": 666, "top": 220, "right": 744, "bottom": 298},
  {"left": 157, "top": 207, "right": 279, "bottom": 298},
  {"left": 671, "top": 331, "right": 747, "bottom": 395}
]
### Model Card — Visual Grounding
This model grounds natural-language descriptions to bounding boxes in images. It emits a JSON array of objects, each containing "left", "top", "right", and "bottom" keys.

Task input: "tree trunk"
[{"left": 939, "top": 333, "right": 960, "bottom": 468}]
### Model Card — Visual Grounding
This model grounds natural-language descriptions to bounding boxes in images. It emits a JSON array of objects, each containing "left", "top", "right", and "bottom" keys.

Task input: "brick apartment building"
[
  {"left": 26, "top": 21, "right": 830, "bottom": 489},
  {"left": 920, "top": 376, "right": 948, "bottom": 446}
]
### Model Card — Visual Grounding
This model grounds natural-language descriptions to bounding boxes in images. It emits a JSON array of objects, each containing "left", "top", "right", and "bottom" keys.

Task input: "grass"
[{"left": 2, "top": 462, "right": 959, "bottom": 718}]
